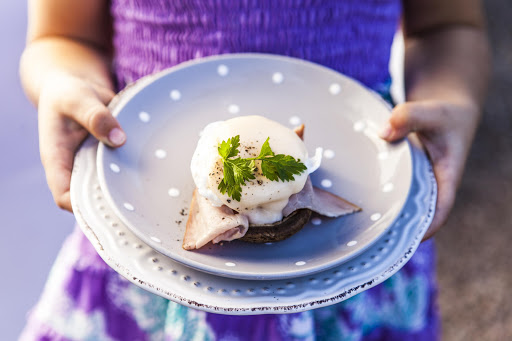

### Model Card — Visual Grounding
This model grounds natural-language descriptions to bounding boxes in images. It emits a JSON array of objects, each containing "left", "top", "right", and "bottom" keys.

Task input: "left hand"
[
  {"left": 37, "top": 71, "right": 124, "bottom": 211},
  {"left": 380, "top": 100, "right": 480, "bottom": 240}
]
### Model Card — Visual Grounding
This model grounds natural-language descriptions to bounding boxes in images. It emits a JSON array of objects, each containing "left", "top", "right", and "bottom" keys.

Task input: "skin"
[
  {"left": 20, "top": 0, "right": 490, "bottom": 240},
  {"left": 386, "top": 0, "right": 490, "bottom": 239}
]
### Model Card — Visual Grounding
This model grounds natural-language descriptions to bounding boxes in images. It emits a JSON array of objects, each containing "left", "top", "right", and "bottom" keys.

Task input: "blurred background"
[
  {"left": 0, "top": 1, "right": 510, "bottom": 340},
  {"left": 436, "top": 1, "right": 512, "bottom": 339},
  {"left": 0, "top": 2, "right": 77, "bottom": 340}
]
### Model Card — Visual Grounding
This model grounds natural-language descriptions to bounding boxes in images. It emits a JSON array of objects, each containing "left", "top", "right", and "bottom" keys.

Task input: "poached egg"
[{"left": 191, "top": 115, "right": 321, "bottom": 224}]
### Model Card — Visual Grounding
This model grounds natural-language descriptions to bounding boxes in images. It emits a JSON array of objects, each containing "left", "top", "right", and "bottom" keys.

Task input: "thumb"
[
  {"left": 62, "top": 81, "right": 126, "bottom": 147},
  {"left": 379, "top": 102, "right": 443, "bottom": 142}
]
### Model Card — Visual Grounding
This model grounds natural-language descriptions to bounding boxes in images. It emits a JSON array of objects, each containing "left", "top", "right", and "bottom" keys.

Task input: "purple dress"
[{"left": 21, "top": 1, "right": 440, "bottom": 340}]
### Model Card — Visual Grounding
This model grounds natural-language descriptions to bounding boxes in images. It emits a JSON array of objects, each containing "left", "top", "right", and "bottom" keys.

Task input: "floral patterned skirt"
[{"left": 20, "top": 226, "right": 439, "bottom": 341}]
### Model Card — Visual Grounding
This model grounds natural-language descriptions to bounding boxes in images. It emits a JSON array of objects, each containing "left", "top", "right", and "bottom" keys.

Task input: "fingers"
[
  {"left": 89, "top": 80, "right": 117, "bottom": 104},
  {"left": 43, "top": 146, "right": 75, "bottom": 212},
  {"left": 45, "top": 73, "right": 125, "bottom": 148},
  {"left": 75, "top": 99, "right": 126, "bottom": 147},
  {"left": 38, "top": 111, "right": 88, "bottom": 212},
  {"left": 379, "top": 101, "right": 455, "bottom": 240},
  {"left": 422, "top": 162, "right": 458, "bottom": 241},
  {"left": 38, "top": 74, "right": 125, "bottom": 211},
  {"left": 379, "top": 102, "right": 446, "bottom": 141},
  {"left": 378, "top": 100, "right": 477, "bottom": 241},
  {"left": 62, "top": 82, "right": 126, "bottom": 147}
]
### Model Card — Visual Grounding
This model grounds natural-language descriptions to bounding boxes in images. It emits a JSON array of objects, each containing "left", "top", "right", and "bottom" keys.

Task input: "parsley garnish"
[{"left": 217, "top": 135, "right": 307, "bottom": 201}]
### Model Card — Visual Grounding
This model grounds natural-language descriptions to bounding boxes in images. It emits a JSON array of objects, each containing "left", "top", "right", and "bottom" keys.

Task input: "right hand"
[
  {"left": 38, "top": 72, "right": 126, "bottom": 211},
  {"left": 380, "top": 99, "right": 480, "bottom": 240}
]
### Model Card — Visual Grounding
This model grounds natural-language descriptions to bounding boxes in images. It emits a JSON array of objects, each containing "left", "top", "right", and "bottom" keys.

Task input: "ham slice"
[
  {"left": 294, "top": 124, "right": 305, "bottom": 140},
  {"left": 283, "top": 177, "right": 361, "bottom": 217},
  {"left": 182, "top": 179, "right": 360, "bottom": 250},
  {"left": 182, "top": 189, "right": 249, "bottom": 250}
]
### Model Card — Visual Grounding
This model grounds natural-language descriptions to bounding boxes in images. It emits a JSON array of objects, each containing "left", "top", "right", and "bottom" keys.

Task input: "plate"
[
  {"left": 96, "top": 54, "right": 413, "bottom": 280},
  {"left": 71, "top": 135, "right": 435, "bottom": 314}
]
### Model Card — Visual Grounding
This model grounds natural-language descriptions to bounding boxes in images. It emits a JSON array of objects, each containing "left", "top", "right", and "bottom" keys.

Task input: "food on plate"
[{"left": 183, "top": 115, "right": 360, "bottom": 250}]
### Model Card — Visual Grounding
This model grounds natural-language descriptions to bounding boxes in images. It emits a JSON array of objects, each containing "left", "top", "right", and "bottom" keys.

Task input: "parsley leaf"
[
  {"left": 218, "top": 135, "right": 240, "bottom": 159},
  {"left": 253, "top": 138, "right": 306, "bottom": 182},
  {"left": 256, "top": 137, "right": 275, "bottom": 158},
  {"left": 229, "top": 157, "right": 256, "bottom": 185},
  {"left": 218, "top": 178, "right": 243, "bottom": 202},
  {"left": 259, "top": 154, "right": 308, "bottom": 182},
  {"left": 218, "top": 157, "right": 255, "bottom": 202},
  {"left": 217, "top": 135, "right": 307, "bottom": 202}
]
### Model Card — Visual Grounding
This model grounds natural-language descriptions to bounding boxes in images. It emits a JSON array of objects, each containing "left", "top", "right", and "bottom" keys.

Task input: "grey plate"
[
  {"left": 96, "top": 54, "right": 413, "bottom": 280},
  {"left": 71, "top": 135, "right": 435, "bottom": 315}
]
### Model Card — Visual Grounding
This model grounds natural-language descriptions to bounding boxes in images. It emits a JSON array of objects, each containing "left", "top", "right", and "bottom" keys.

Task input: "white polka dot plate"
[
  {"left": 71, "top": 133, "right": 435, "bottom": 314},
  {"left": 96, "top": 54, "right": 416, "bottom": 280}
]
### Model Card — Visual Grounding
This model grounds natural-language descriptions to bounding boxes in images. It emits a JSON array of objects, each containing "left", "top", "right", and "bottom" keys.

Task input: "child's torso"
[{"left": 110, "top": 0, "right": 401, "bottom": 89}]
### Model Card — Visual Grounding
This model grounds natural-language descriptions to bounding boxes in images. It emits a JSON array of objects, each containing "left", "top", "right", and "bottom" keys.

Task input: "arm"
[
  {"left": 381, "top": 0, "right": 490, "bottom": 239},
  {"left": 20, "top": 0, "right": 125, "bottom": 211}
]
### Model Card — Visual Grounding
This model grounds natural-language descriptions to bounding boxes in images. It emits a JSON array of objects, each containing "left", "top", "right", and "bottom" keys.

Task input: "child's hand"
[
  {"left": 38, "top": 72, "right": 126, "bottom": 211},
  {"left": 380, "top": 100, "right": 480, "bottom": 240}
]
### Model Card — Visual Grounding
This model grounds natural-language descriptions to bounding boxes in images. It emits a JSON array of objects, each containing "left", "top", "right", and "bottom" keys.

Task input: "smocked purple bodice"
[{"left": 111, "top": 0, "right": 401, "bottom": 90}]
